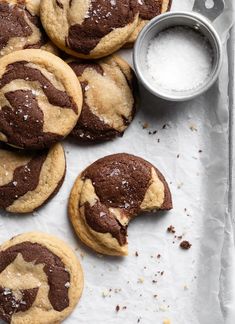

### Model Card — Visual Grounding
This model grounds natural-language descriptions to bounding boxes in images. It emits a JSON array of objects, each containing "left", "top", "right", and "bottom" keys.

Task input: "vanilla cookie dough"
[
  {"left": 0, "top": 0, "right": 58, "bottom": 57},
  {"left": 40, "top": 0, "right": 139, "bottom": 59},
  {"left": 69, "top": 153, "right": 172, "bottom": 256},
  {"left": 125, "top": 0, "right": 172, "bottom": 47},
  {"left": 0, "top": 49, "right": 82, "bottom": 149},
  {"left": 0, "top": 232, "right": 83, "bottom": 323},
  {"left": 68, "top": 55, "right": 137, "bottom": 142},
  {"left": 0, "top": 142, "right": 66, "bottom": 213}
]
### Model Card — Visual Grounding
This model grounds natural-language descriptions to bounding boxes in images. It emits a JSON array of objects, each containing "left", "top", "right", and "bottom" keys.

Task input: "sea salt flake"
[
  {"left": 65, "top": 282, "right": 70, "bottom": 288},
  {"left": 13, "top": 181, "right": 17, "bottom": 186}
]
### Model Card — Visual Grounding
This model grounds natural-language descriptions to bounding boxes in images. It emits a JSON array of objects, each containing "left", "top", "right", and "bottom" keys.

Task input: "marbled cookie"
[
  {"left": 69, "top": 153, "right": 172, "bottom": 256},
  {"left": 0, "top": 143, "right": 66, "bottom": 213},
  {"left": 0, "top": 232, "right": 83, "bottom": 323},
  {"left": 0, "top": 49, "right": 82, "bottom": 149},
  {"left": 68, "top": 55, "right": 137, "bottom": 142},
  {"left": 40, "top": 0, "right": 139, "bottom": 59},
  {"left": 125, "top": 0, "right": 172, "bottom": 47},
  {"left": 0, "top": 0, "right": 58, "bottom": 57}
]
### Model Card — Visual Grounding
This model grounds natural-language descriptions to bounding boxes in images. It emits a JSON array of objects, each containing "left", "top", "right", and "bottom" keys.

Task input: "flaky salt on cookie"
[
  {"left": 0, "top": 49, "right": 82, "bottom": 149},
  {"left": 68, "top": 55, "right": 137, "bottom": 142},
  {"left": 69, "top": 153, "right": 172, "bottom": 256},
  {"left": 40, "top": 0, "right": 139, "bottom": 59},
  {"left": 0, "top": 0, "right": 58, "bottom": 57},
  {"left": 0, "top": 143, "right": 66, "bottom": 213},
  {"left": 0, "top": 232, "right": 83, "bottom": 323}
]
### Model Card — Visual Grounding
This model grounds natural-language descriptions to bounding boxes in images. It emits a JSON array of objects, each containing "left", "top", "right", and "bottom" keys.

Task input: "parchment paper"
[{"left": 0, "top": 1, "right": 234, "bottom": 323}]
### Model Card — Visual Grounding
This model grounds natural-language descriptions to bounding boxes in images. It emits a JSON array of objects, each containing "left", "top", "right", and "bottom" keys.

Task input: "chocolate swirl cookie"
[
  {"left": 0, "top": 49, "right": 82, "bottom": 149},
  {"left": 40, "top": 0, "right": 139, "bottom": 59},
  {"left": 69, "top": 153, "right": 172, "bottom": 256},
  {"left": 125, "top": 0, "right": 172, "bottom": 47},
  {"left": 0, "top": 232, "right": 83, "bottom": 323},
  {"left": 0, "top": 0, "right": 58, "bottom": 57},
  {"left": 0, "top": 143, "right": 66, "bottom": 213},
  {"left": 68, "top": 55, "right": 137, "bottom": 142}
]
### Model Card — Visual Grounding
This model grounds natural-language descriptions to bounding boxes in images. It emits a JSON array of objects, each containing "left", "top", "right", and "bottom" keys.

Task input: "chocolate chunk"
[
  {"left": 0, "top": 151, "right": 47, "bottom": 209},
  {"left": 180, "top": 240, "right": 192, "bottom": 250},
  {"left": 67, "top": 0, "right": 138, "bottom": 54},
  {"left": 167, "top": 225, "right": 175, "bottom": 234},
  {"left": 0, "top": 241, "right": 70, "bottom": 322}
]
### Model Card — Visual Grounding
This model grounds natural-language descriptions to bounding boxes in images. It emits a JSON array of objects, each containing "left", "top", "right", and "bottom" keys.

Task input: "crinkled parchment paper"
[{"left": 0, "top": 1, "right": 234, "bottom": 323}]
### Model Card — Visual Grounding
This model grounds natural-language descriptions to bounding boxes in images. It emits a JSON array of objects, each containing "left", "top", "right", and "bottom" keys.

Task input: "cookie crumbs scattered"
[
  {"left": 167, "top": 225, "right": 175, "bottom": 234},
  {"left": 180, "top": 240, "right": 192, "bottom": 250},
  {"left": 152, "top": 280, "right": 157, "bottom": 283},
  {"left": 123, "top": 306, "right": 127, "bottom": 310},
  {"left": 177, "top": 235, "right": 183, "bottom": 240},
  {"left": 153, "top": 294, "right": 158, "bottom": 298},
  {"left": 153, "top": 130, "right": 157, "bottom": 134},
  {"left": 137, "top": 318, "right": 141, "bottom": 323},
  {"left": 177, "top": 182, "right": 184, "bottom": 189},
  {"left": 135, "top": 251, "right": 139, "bottom": 257},
  {"left": 142, "top": 122, "right": 149, "bottom": 129},
  {"left": 189, "top": 124, "right": 198, "bottom": 131},
  {"left": 138, "top": 277, "right": 144, "bottom": 284},
  {"left": 116, "top": 305, "right": 120, "bottom": 312},
  {"left": 161, "top": 271, "right": 164, "bottom": 276},
  {"left": 162, "top": 123, "right": 170, "bottom": 129},
  {"left": 157, "top": 139, "right": 160, "bottom": 143},
  {"left": 198, "top": 149, "right": 202, "bottom": 153},
  {"left": 177, "top": 154, "right": 180, "bottom": 158},
  {"left": 163, "top": 319, "right": 171, "bottom": 324},
  {"left": 157, "top": 254, "right": 161, "bottom": 258}
]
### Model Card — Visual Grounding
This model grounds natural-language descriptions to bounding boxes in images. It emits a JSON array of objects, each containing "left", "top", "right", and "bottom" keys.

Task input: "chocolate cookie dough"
[
  {"left": 0, "top": 49, "right": 82, "bottom": 149},
  {"left": 0, "top": 232, "right": 83, "bottom": 323},
  {"left": 69, "top": 153, "right": 172, "bottom": 256},
  {"left": 0, "top": 0, "right": 58, "bottom": 57},
  {"left": 68, "top": 55, "right": 137, "bottom": 142},
  {"left": 40, "top": 0, "right": 139, "bottom": 59},
  {"left": 0, "top": 143, "right": 66, "bottom": 213},
  {"left": 125, "top": 0, "right": 172, "bottom": 47}
]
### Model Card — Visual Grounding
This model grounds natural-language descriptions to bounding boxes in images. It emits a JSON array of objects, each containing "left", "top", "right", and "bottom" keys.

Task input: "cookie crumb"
[
  {"left": 157, "top": 254, "right": 161, "bottom": 258},
  {"left": 138, "top": 277, "right": 144, "bottom": 284},
  {"left": 163, "top": 320, "right": 171, "bottom": 324},
  {"left": 116, "top": 305, "right": 120, "bottom": 312},
  {"left": 180, "top": 240, "right": 192, "bottom": 249},
  {"left": 167, "top": 225, "right": 175, "bottom": 234},
  {"left": 135, "top": 251, "right": 139, "bottom": 257},
  {"left": 142, "top": 122, "right": 149, "bottom": 129}
]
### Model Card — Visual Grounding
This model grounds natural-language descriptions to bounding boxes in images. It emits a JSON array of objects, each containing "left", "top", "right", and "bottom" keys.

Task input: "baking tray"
[{"left": 0, "top": 1, "right": 234, "bottom": 324}]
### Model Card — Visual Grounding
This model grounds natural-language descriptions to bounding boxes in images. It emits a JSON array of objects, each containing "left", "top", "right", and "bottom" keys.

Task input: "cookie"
[
  {"left": 0, "top": 232, "right": 83, "bottom": 323},
  {"left": 0, "top": 142, "right": 66, "bottom": 213},
  {"left": 69, "top": 153, "right": 172, "bottom": 256},
  {"left": 40, "top": 0, "right": 139, "bottom": 59},
  {"left": 124, "top": 0, "right": 172, "bottom": 47},
  {"left": 0, "top": 0, "right": 58, "bottom": 57},
  {"left": 68, "top": 55, "right": 137, "bottom": 142},
  {"left": 0, "top": 49, "right": 82, "bottom": 150}
]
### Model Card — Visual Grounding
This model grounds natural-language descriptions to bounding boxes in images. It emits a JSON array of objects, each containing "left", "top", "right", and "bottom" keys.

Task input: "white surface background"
[{"left": 0, "top": 1, "right": 235, "bottom": 323}]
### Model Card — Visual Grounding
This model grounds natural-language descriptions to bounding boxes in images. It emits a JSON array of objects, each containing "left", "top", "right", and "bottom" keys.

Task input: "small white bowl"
[{"left": 133, "top": 11, "right": 223, "bottom": 101}]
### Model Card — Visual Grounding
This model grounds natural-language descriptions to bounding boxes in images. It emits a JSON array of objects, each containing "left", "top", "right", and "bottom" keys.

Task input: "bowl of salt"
[{"left": 133, "top": 11, "right": 222, "bottom": 101}]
